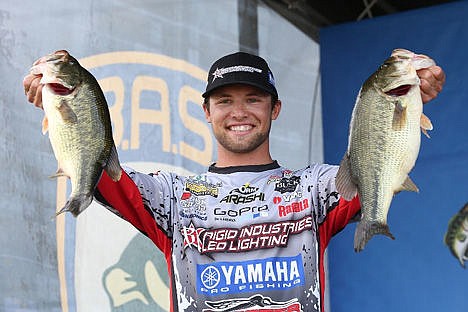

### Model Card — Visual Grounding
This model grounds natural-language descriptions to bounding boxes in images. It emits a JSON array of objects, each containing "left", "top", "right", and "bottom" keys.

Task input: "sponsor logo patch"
[
  {"left": 197, "top": 255, "right": 305, "bottom": 296},
  {"left": 181, "top": 216, "right": 312, "bottom": 254}
]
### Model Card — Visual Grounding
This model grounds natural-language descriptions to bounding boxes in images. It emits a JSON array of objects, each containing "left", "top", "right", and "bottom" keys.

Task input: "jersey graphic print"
[{"left": 97, "top": 162, "right": 360, "bottom": 312}]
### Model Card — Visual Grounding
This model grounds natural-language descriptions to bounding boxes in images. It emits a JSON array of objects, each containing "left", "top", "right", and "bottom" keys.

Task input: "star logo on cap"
[{"left": 211, "top": 68, "right": 224, "bottom": 82}]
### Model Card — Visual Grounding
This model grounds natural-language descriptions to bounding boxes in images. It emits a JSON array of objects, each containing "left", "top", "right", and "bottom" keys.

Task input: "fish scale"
[
  {"left": 30, "top": 50, "right": 122, "bottom": 217},
  {"left": 336, "top": 48, "right": 435, "bottom": 252},
  {"left": 444, "top": 202, "right": 468, "bottom": 267}
]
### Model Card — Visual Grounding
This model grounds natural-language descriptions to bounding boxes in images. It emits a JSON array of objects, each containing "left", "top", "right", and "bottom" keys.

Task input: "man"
[{"left": 23, "top": 51, "right": 445, "bottom": 312}]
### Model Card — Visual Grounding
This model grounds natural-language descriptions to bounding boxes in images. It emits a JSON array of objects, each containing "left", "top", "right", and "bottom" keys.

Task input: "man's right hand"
[
  {"left": 23, "top": 74, "right": 43, "bottom": 108},
  {"left": 23, "top": 56, "right": 48, "bottom": 109}
]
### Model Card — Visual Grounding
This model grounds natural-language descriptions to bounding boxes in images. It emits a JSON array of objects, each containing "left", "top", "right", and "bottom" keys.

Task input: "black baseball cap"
[{"left": 202, "top": 52, "right": 278, "bottom": 98}]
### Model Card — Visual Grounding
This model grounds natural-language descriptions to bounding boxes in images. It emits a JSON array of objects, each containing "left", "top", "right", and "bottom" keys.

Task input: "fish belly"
[
  {"left": 43, "top": 87, "right": 111, "bottom": 216},
  {"left": 350, "top": 91, "right": 421, "bottom": 251}
]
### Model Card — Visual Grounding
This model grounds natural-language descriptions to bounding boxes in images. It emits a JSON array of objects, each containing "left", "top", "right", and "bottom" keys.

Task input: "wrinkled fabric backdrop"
[
  {"left": 322, "top": 1, "right": 467, "bottom": 312},
  {"left": 0, "top": 0, "right": 321, "bottom": 311}
]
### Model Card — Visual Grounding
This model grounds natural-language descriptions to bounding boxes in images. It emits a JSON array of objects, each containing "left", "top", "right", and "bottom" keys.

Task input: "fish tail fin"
[
  {"left": 354, "top": 220, "right": 395, "bottom": 252},
  {"left": 104, "top": 144, "right": 122, "bottom": 182},
  {"left": 56, "top": 193, "right": 93, "bottom": 217}
]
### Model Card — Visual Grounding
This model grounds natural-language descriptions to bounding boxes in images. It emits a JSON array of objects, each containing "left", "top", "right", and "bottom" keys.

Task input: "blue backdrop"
[{"left": 321, "top": 1, "right": 467, "bottom": 311}]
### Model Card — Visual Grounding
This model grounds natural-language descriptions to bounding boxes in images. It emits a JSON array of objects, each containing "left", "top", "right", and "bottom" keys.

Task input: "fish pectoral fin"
[
  {"left": 56, "top": 99, "right": 78, "bottom": 123},
  {"left": 392, "top": 100, "right": 407, "bottom": 131},
  {"left": 420, "top": 113, "right": 433, "bottom": 138},
  {"left": 395, "top": 99, "right": 407, "bottom": 112},
  {"left": 397, "top": 176, "right": 419, "bottom": 193},
  {"left": 42, "top": 116, "right": 49, "bottom": 134},
  {"left": 48, "top": 168, "right": 69, "bottom": 179},
  {"left": 335, "top": 153, "right": 358, "bottom": 201},
  {"left": 104, "top": 144, "right": 122, "bottom": 182}
]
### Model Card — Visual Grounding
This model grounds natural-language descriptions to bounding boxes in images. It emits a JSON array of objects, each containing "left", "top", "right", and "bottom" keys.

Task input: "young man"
[{"left": 23, "top": 51, "right": 445, "bottom": 312}]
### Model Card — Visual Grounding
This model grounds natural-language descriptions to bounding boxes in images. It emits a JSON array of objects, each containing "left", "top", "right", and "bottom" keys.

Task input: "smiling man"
[{"left": 23, "top": 51, "right": 445, "bottom": 312}]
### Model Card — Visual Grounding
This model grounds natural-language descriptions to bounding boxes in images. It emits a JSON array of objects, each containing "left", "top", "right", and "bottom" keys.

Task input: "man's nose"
[{"left": 230, "top": 101, "right": 248, "bottom": 118}]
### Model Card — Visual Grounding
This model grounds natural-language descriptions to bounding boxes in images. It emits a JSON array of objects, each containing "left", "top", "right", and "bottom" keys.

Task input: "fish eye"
[{"left": 456, "top": 233, "right": 467, "bottom": 242}]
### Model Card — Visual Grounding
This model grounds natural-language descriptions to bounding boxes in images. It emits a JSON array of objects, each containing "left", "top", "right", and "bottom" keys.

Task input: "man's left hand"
[{"left": 417, "top": 65, "right": 446, "bottom": 103}]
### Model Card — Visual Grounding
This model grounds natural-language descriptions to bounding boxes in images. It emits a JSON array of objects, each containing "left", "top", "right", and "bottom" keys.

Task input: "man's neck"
[{"left": 214, "top": 145, "right": 273, "bottom": 168}]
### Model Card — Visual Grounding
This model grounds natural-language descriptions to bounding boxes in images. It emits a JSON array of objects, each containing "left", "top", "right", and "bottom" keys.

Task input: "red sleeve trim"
[
  {"left": 317, "top": 196, "right": 360, "bottom": 312},
  {"left": 320, "top": 196, "right": 361, "bottom": 246},
  {"left": 96, "top": 171, "right": 172, "bottom": 257}
]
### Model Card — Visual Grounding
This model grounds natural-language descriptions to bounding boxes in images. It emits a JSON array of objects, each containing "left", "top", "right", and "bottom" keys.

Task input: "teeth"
[{"left": 230, "top": 125, "right": 252, "bottom": 131}]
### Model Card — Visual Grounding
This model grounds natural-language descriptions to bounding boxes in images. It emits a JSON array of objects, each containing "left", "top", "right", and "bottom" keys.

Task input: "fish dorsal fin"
[
  {"left": 420, "top": 113, "right": 433, "bottom": 138},
  {"left": 335, "top": 153, "right": 358, "bottom": 201},
  {"left": 57, "top": 99, "right": 78, "bottom": 123},
  {"left": 398, "top": 176, "right": 419, "bottom": 193},
  {"left": 42, "top": 116, "right": 49, "bottom": 134},
  {"left": 104, "top": 144, "right": 122, "bottom": 182}
]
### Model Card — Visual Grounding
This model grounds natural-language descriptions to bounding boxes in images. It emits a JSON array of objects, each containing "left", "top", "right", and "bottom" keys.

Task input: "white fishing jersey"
[{"left": 96, "top": 161, "right": 361, "bottom": 312}]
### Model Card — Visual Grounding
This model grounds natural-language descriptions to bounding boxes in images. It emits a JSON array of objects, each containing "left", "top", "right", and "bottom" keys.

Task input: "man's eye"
[
  {"left": 247, "top": 98, "right": 259, "bottom": 103},
  {"left": 215, "top": 98, "right": 230, "bottom": 104}
]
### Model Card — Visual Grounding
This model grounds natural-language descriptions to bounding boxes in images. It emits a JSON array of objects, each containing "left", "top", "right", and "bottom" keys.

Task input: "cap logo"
[{"left": 211, "top": 65, "right": 262, "bottom": 82}]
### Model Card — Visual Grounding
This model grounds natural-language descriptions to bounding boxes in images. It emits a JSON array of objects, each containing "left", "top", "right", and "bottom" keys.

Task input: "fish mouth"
[
  {"left": 47, "top": 82, "right": 75, "bottom": 95},
  {"left": 30, "top": 50, "right": 77, "bottom": 93},
  {"left": 384, "top": 84, "right": 412, "bottom": 97}
]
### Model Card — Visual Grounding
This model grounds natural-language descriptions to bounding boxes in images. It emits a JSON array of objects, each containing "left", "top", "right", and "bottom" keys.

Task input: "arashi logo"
[
  {"left": 197, "top": 255, "right": 304, "bottom": 296},
  {"left": 220, "top": 183, "right": 265, "bottom": 204}
]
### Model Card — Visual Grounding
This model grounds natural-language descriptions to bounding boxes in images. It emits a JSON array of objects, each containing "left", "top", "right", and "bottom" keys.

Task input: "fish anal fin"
[
  {"left": 396, "top": 176, "right": 419, "bottom": 193},
  {"left": 57, "top": 99, "right": 78, "bottom": 123},
  {"left": 104, "top": 144, "right": 122, "bottom": 182},
  {"left": 335, "top": 153, "right": 358, "bottom": 201},
  {"left": 42, "top": 116, "right": 49, "bottom": 134},
  {"left": 420, "top": 113, "right": 433, "bottom": 138}
]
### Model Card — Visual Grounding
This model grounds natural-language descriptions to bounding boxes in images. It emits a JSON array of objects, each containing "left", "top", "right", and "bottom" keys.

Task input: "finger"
[
  {"left": 428, "top": 66, "right": 446, "bottom": 92},
  {"left": 33, "top": 84, "right": 43, "bottom": 109},
  {"left": 420, "top": 78, "right": 438, "bottom": 104},
  {"left": 23, "top": 74, "right": 37, "bottom": 94},
  {"left": 418, "top": 66, "right": 445, "bottom": 92},
  {"left": 25, "top": 76, "right": 44, "bottom": 108}
]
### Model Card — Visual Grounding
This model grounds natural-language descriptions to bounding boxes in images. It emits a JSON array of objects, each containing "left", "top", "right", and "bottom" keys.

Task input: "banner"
[
  {"left": 1, "top": 0, "right": 321, "bottom": 310},
  {"left": 321, "top": 2, "right": 468, "bottom": 312}
]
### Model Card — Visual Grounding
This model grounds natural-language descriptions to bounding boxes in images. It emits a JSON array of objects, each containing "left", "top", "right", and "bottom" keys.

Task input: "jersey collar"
[{"left": 208, "top": 160, "right": 280, "bottom": 174}]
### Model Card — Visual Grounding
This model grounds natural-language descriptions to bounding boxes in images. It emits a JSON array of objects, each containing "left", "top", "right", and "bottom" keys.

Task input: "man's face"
[{"left": 204, "top": 84, "right": 281, "bottom": 155}]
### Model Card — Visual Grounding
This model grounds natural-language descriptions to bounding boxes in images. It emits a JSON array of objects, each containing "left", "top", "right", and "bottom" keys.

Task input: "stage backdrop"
[
  {"left": 321, "top": 1, "right": 467, "bottom": 312},
  {"left": 1, "top": 0, "right": 322, "bottom": 311}
]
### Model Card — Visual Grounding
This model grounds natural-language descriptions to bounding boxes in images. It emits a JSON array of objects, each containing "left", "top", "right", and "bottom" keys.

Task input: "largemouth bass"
[
  {"left": 335, "top": 48, "right": 435, "bottom": 252},
  {"left": 30, "top": 50, "right": 121, "bottom": 217},
  {"left": 444, "top": 202, "right": 468, "bottom": 268}
]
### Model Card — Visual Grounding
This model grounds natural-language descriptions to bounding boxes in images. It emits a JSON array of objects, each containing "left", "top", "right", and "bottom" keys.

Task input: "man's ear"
[
  {"left": 203, "top": 103, "right": 211, "bottom": 123},
  {"left": 271, "top": 100, "right": 282, "bottom": 120}
]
